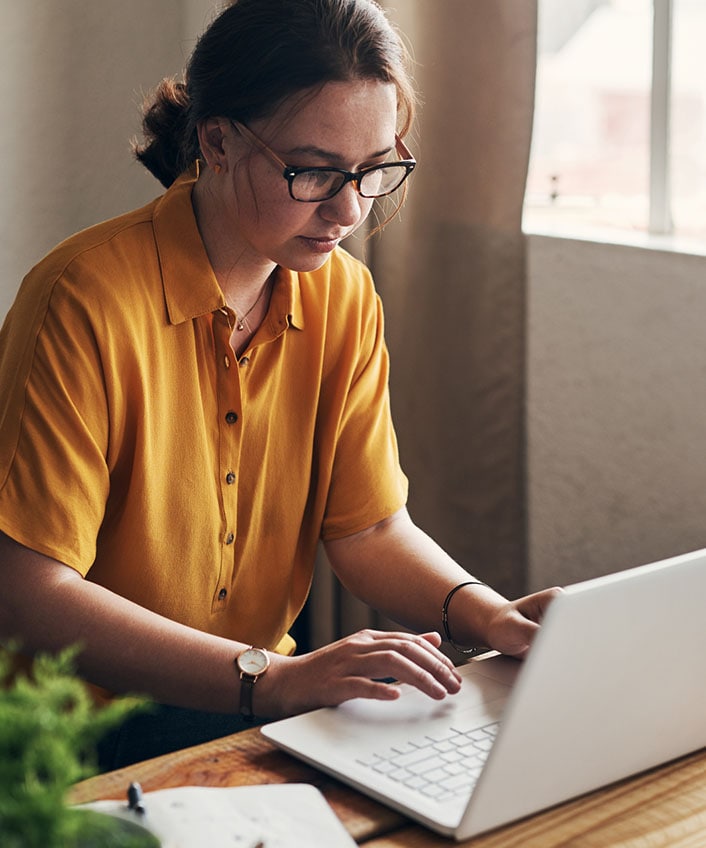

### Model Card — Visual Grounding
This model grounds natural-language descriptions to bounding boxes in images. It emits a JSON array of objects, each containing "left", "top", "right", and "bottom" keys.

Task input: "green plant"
[{"left": 0, "top": 643, "right": 156, "bottom": 847}]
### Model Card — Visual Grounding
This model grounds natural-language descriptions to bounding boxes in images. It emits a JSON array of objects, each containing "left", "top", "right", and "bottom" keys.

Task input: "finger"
[
  {"left": 333, "top": 665, "right": 449, "bottom": 703},
  {"left": 419, "top": 630, "right": 443, "bottom": 648},
  {"left": 351, "top": 634, "right": 461, "bottom": 698},
  {"left": 339, "top": 676, "right": 404, "bottom": 703},
  {"left": 365, "top": 629, "right": 455, "bottom": 672},
  {"left": 514, "top": 586, "right": 563, "bottom": 623},
  {"left": 359, "top": 630, "right": 460, "bottom": 681}
]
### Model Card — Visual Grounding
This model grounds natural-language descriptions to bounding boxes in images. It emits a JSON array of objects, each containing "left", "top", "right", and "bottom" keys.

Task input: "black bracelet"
[{"left": 441, "top": 580, "right": 489, "bottom": 656}]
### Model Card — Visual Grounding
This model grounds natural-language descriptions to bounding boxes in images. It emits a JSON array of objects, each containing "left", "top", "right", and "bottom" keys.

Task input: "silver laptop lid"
[{"left": 460, "top": 548, "right": 706, "bottom": 838}]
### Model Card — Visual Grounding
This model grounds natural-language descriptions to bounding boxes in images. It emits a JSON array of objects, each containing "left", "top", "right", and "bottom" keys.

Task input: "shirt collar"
[
  {"left": 272, "top": 266, "right": 304, "bottom": 331},
  {"left": 152, "top": 166, "right": 223, "bottom": 325}
]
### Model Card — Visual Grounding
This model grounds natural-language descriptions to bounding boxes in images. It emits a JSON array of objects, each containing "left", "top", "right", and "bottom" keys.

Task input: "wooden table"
[{"left": 69, "top": 728, "right": 706, "bottom": 846}]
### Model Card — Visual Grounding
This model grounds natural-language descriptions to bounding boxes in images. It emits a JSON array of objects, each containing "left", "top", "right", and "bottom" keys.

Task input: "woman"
[{"left": 0, "top": 0, "right": 558, "bottom": 770}]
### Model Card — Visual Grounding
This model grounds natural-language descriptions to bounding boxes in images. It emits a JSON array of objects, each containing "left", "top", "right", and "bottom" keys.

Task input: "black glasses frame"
[{"left": 231, "top": 120, "right": 416, "bottom": 202}]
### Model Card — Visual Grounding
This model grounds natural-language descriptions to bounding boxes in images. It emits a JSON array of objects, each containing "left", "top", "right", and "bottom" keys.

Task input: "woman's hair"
[{"left": 134, "top": 0, "right": 416, "bottom": 188}]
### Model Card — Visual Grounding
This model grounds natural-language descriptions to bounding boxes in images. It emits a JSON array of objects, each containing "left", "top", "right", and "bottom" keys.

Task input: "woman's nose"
[{"left": 318, "top": 183, "right": 367, "bottom": 228}]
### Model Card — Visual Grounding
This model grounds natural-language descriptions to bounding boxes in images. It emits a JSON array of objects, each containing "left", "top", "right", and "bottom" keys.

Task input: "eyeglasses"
[{"left": 231, "top": 120, "right": 416, "bottom": 203}]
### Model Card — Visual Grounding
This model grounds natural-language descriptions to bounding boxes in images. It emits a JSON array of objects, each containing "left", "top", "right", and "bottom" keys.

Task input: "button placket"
[{"left": 212, "top": 308, "right": 243, "bottom": 611}]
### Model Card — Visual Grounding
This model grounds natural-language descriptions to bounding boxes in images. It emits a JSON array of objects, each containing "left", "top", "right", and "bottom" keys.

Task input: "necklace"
[{"left": 232, "top": 275, "right": 273, "bottom": 333}]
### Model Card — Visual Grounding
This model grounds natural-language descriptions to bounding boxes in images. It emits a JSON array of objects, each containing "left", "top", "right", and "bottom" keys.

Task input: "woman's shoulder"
[
  {"left": 33, "top": 199, "right": 161, "bottom": 284},
  {"left": 13, "top": 198, "right": 164, "bottom": 325}
]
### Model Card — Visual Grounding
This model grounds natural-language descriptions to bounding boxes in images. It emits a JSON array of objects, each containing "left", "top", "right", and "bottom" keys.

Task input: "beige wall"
[
  {"left": 0, "top": 0, "right": 216, "bottom": 318},
  {"left": 527, "top": 235, "right": 706, "bottom": 589}
]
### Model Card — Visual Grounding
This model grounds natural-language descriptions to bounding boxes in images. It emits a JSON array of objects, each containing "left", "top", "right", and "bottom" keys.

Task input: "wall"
[
  {"left": 0, "top": 0, "right": 215, "bottom": 318},
  {"left": 527, "top": 234, "right": 706, "bottom": 589}
]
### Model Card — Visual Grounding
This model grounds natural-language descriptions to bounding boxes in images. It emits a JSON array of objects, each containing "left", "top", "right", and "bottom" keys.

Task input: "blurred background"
[{"left": 2, "top": 1, "right": 704, "bottom": 648}]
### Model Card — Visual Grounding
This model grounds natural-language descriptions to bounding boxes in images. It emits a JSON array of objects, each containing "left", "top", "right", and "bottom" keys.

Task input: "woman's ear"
[{"left": 196, "top": 117, "right": 230, "bottom": 172}]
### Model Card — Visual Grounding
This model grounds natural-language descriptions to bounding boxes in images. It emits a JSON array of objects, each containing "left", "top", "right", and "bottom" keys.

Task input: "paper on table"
[{"left": 77, "top": 783, "right": 356, "bottom": 847}]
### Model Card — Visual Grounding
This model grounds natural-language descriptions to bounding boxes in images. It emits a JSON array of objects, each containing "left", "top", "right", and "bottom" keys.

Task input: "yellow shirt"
[{"left": 0, "top": 169, "right": 408, "bottom": 655}]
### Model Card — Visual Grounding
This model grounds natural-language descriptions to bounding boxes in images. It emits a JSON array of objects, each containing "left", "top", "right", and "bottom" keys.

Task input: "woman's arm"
[
  {"left": 0, "top": 531, "right": 244, "bottom": 712},
  {"left": 324, "top": 507, "right": 561, "bottom": 659},
  {"left": 0, "top": 530, "right": 463, "bottom": 718}
]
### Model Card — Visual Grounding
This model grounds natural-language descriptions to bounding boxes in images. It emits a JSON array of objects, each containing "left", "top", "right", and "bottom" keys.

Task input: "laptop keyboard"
[{"left": 356, "top": 721, "right": 500, "bottom": 803}]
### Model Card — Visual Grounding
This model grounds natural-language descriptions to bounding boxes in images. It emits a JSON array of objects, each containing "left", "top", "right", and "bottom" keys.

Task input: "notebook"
[
  {"left": 78, "top": 784, "right": 356, "bottom": 847},
  {"left": 262, "top": 548, "right": 706, "bottom": 840}
]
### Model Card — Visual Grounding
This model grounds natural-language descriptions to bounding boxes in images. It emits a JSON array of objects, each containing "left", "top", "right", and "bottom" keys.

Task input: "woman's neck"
[
  {"left": 192, "top": 175, "right": 276, "bottom": 357},
  {"left": 191, "top": 172, "right": 276, "bottom": 300}
]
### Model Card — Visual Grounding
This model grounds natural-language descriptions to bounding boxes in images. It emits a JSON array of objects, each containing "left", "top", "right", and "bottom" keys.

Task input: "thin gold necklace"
[{"left": 233, "top": 275, "right": 273, "bottom": 333}]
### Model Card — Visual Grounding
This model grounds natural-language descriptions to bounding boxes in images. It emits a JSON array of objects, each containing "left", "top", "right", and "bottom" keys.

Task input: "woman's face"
[{"left": 220, "top": 79, "right": 398, "bottom": 274}]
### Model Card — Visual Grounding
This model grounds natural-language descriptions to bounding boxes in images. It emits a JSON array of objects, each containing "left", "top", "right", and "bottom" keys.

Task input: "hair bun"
[{"left": 133, "top": 77, "right": 194, "bottom": 188}]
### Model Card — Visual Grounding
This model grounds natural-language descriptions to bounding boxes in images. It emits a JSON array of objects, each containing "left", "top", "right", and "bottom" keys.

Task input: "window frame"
[
  {"left": 650, "top": 0, "right": 672, "bottom": 235},
  {"left": 524, "top": 0, "right": 706, "bottom": 255}
]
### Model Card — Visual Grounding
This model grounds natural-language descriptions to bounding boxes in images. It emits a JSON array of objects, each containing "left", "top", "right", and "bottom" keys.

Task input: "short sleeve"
[
  {"left": 320, "top": 279, "right": 408, "bottom": 540},
  {"left": 0, "top": 265, "right": 110, "bottom": 572}
]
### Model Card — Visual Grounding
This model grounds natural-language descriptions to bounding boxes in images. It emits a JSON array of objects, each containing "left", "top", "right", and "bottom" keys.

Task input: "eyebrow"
[{"left": 282, "top": 143, "right": 395, "bottom": 165}]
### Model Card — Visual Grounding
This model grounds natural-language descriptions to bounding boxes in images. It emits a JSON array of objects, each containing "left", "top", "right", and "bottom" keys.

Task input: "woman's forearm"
[{"left": 0, "top": 532, "right": 244, "bottom": 712}]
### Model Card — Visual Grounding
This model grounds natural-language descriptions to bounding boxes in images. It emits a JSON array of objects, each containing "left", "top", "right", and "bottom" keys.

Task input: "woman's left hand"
[{"left": 484, "top": 586, "right": 563, "bottom": 659}]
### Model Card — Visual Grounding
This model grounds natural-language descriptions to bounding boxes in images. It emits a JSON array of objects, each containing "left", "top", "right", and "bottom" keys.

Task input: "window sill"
[{"left": 522, "top": 219, "right": 706, "bottom": 259}]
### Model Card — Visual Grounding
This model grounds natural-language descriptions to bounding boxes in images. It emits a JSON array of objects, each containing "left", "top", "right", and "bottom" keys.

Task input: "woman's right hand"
[{"left": 258, "top": 628, "right": 462, "bottom": 719}]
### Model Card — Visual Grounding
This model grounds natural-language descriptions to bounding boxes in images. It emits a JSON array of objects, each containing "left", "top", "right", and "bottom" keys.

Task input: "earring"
[{"left": 213, "top": 163, "right": 222, "bottom": 175}]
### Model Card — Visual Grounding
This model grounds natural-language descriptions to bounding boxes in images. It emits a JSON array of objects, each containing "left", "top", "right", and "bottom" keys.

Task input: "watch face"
[{"left": 238, "top": 647, "right": 270, "bottom": 676}]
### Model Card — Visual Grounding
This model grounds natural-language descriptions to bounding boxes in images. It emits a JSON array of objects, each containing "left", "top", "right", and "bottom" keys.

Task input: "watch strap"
[
  {"left": 238, "top": 671, "right": 257, "bottom": 721},
  {"left": 235, "top": 647, "right": 270, "bottom": 722}
]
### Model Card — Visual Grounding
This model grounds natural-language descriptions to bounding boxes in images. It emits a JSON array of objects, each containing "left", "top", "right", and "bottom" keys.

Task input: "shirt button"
[
  {"left": 225, "top": 532, "right": 234, "bottom": 545},
  {"left": 225, "top": 471, "right": 236, "bottom": 485},
  {"left": 225, "top": 411, "right": 238, "bottom": 424},
  {"left": 239, "top": 356, "right": 250, "bottom": 367},
  {"left": 224, "top": 354, "right": 231, "bottom": 369},
  {"left": 218, "top": 588, "right": 228, "bottom": 601}
]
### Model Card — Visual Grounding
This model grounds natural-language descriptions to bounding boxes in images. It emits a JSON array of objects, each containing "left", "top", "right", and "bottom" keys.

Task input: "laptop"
[{"left": 262, "top": 548, "right": 706, "bottom": 840}]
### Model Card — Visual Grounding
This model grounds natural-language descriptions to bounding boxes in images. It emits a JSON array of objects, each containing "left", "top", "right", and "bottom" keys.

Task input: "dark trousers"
[{"left": 96, "top": 704, "right": 267, "bottom": 772}]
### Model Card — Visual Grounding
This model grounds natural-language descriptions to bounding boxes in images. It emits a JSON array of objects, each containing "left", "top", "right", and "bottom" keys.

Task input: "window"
[{"left": 524, "top": 0, "right": 706, "bottom": 248}]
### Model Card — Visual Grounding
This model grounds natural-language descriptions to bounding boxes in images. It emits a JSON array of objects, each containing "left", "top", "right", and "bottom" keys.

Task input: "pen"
[
  {"left": 124, "top": 783, "right": 266, "bottom": 847},
  {"left": 127, "top": 781, "right": 146, "bottom": 815}
]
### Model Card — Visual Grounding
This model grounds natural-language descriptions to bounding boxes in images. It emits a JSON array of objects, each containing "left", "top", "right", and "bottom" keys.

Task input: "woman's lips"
[{"left": 298, "top": 235, "right": 342, "bottom": 253}]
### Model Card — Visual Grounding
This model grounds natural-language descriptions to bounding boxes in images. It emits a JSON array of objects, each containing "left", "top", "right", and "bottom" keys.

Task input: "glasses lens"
[
  {"left": 359, "top": 164, "right": 410, "bottom": 198},
  {"left": 290, "top": 170, "right": 345, "bottom": 201},
  {"left": 289, "top": 164, "right": 412, "bottom": 201}
]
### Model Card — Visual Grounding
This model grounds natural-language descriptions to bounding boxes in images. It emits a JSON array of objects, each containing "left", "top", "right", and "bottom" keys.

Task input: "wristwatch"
[{"left": 235, "top": 646, "right": 270, "bottom": 721}]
